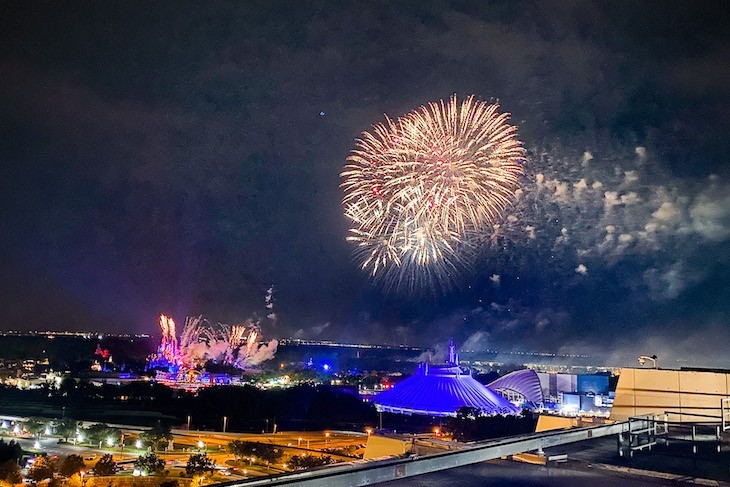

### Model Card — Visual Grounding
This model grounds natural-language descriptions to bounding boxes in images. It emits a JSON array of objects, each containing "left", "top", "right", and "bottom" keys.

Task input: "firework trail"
[
  {"left": 156, "top": 314, "right": 180, "bottom": 365},
  {"left": 342, "top": 95, "right": 525, "bottom": 290}
]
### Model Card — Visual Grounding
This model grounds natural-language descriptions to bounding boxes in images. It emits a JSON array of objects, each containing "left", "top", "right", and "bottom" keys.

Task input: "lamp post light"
[
  {"left": 324, "top": 432, "right": 330, "bottom": 446},
  {"left": 638, "top": 355, "right": 658, "bottom": 369},
  {"left": 222, "top": 416, "right": 228, "bottom": 433},
  {"left": 297, "top": 437, "right": 302, "bottom": 446}
]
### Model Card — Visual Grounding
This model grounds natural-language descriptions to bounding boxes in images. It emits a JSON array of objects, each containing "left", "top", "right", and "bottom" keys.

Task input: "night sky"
[{"left": 1, "top": 1, "right": 729, "bottom": 365}]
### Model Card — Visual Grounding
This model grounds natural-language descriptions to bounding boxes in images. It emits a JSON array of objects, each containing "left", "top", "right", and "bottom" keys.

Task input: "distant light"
[
  {"left": 132, "top": 469, "right": 141, "bottom": 477},
  {"left": 197, "top": 440, "right": 205, "bottom": 449},
  {"left": 106, "top": 437, "right": 115, "bottom": 446},
  {"left": 44, "top": 427, "right": 51, "bottom": 435},
  {"left": 319, "top": 111, "right": 326, "bottom": 116},
  {"left": 135, "top": 439, "right": 142, "bottom": 449},
  {"left": 322, "top": 364, "right": 330, "bottom": 371},
  {"left": 34, "top": 440, "right": 41, "bottom": 449},
  {"left": 76, "top": 433, "right": 84, "bottom": 442}
]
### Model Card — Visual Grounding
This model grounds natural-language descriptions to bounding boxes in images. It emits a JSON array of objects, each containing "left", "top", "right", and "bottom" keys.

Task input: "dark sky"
[{"left": 1, "top": 1, "right": 729, "bottom": 364}]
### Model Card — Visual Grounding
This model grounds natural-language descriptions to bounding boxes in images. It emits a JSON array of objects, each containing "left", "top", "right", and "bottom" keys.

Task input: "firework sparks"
[
  {"left": 157, "top": 314, "right": 180, "bottom": 365},
  {"left": 341, "top": 95, "right": 525, "bottom": 289}
]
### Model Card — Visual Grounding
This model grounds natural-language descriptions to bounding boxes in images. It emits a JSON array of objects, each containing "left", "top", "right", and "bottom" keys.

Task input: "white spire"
[{"left": 448, "top": 337, "right": 459, "bottom": 365}]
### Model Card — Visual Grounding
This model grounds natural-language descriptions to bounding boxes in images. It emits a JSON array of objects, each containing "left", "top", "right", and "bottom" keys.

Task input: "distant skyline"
[{"left": 1, "top": 2, "right": 729, "bottom": 365}]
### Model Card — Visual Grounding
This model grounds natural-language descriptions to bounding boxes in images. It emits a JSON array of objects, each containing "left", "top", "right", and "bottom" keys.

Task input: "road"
[{"left": 2, "top": 426, "right": 367, "bottom": 480}]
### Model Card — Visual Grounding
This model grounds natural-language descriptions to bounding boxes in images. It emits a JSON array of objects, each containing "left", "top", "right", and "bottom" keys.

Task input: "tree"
[
  {"left": 140, "top": 423, "right": 173, "bottom": 451},
  {"left": 227, "top": 441, "right": 281, "bottom": 465},
  {"left": 227, "top": 440, "right": 253, "bottom": 459},
  {"left": 446, "top": 407, "right": 537, "bottom": 442},
  {"left": 85, "top": 424, "right": 120, "bottom": 448},
  {"left": 0, "top": 460, "right": 22, "bottom": 484},
  {"left": 0, "top": 440, "right": 22, "bottom": 464},
  {"left": 133, "top": 453, "right": 165, "bottom": 476},
  {"left": 185, "top": 454, "right": 213, "bottom": 478},
  {"left": 55, "top": 418, "right": 79, "bottom": 443},
  {"left": 27, "top": 455, "right": 57, "bottom": 483},
  {"left": 59, "top": 455, "right": 86, "bottom": 478},
  {"left": 93, "top": 455, "right": 117, "bottom": 476},
  {"left": 24, "top": 418, "right": 48, "bottom": 438},
  {"left": 288, "top": 455, "right": 333, "bottom": 470}
]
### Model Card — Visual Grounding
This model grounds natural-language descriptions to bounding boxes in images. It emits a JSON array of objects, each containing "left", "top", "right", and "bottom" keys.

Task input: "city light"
[
  {"left": 135, "top": 439, "right": 142, "bottom": 449},
  {"left": 106, "top": 437, "right": 115, "bottom": 446}
]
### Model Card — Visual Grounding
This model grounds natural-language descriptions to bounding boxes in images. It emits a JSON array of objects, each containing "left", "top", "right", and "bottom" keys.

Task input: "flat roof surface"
[{"left": 374, "top": 459, "right": 688, "bottom": 486}]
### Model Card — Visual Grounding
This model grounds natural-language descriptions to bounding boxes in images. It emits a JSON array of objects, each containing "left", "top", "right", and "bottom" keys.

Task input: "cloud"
[{"left": 689, "top": 190, "right": 730, "bottom": 241}]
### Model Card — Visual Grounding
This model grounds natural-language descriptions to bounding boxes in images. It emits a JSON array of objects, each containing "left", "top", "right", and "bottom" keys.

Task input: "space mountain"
[{"left": 373, "top": 338, "right": 520, "bottom": 417}]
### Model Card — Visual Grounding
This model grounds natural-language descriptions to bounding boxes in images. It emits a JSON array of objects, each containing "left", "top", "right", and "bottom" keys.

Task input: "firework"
[
  {"left": 341, "top": 95, "right": 525, "bottom": 289},
  {"left": 157, "top": 314, "right": 179, "bottom": 365}
]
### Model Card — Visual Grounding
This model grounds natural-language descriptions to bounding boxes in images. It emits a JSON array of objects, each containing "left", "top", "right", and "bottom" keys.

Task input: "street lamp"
[
  {"left": 297, "top": 437, "right": 302, "bottom": 446},
  {"left": 325, "top": 432, "right": 330, "bottom": 446},
  {"left": 197, "top": 439, "right": 205, "bottom": 451},
  {"left": 638, "top": 355, "right": 658, "bottom": 369},
  {"left": 106, "top": 437, "right": 115, "bottom": 447},
  {"left": 135, "top": 439, "right": 142, "bottom": 449}
]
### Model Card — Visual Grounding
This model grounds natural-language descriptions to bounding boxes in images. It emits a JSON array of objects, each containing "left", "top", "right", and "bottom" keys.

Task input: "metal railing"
[{"left": 213, "top": 421, "right": 630, "bottom": 487}]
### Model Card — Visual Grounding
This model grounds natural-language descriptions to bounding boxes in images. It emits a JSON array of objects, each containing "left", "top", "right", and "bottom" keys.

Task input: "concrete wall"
[
  {"left": 363, "top": 435, "right": 411, "bottom": 460},
  {"left": 610, "top": 367, "right": 730, "bottom": 422}
]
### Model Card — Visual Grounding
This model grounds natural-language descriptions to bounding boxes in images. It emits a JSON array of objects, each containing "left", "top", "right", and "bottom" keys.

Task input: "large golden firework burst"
[{"left": 341, "top": 95, "right": 525, "bottom": 291}]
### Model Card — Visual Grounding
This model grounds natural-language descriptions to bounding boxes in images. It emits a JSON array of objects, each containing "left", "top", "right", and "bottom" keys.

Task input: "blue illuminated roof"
[
  {"left": 374, "top": 361, "right": 519, "bottom": 417},
  {"left": 487, "top": 369, "right": 544, "bottom": 404}
]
